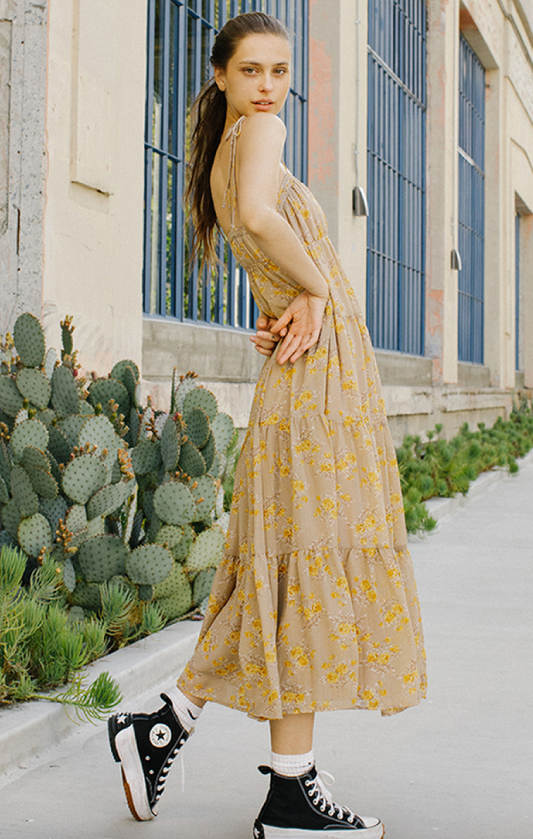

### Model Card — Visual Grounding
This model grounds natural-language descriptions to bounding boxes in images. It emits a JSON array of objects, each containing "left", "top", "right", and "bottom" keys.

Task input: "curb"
[
  {"left": 411, "top": 447, "right": 533, "bottom": 534},
  {"left": 0, "top": 618, "right": 200, "bottom": 781}
]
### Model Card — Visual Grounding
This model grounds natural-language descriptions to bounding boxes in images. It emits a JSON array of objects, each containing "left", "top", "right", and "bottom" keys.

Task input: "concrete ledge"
[{"left": 0, "top": 619, "right": 200, "bottom": 780}]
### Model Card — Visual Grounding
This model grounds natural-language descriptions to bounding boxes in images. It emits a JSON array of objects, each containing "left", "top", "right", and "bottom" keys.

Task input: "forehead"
[{"left": 231, "top": 32, "right": 291, "bottom": 64}]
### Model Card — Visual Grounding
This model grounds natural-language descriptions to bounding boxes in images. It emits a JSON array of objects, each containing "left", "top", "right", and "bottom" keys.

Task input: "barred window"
[
  {"left": 144, "top": 0, "right": 309, "bottom": 328},
  {"left": 366, "top": 0, "right": 427, "bottom": 356}
]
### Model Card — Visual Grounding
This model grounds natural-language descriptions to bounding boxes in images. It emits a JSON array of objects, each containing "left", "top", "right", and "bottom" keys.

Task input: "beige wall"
[{"left": 41, "top": 0, "right": 146, "bottom": 376}]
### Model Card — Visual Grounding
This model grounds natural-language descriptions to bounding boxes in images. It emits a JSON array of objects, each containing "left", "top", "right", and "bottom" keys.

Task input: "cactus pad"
[
  {"left": 86, "top": 478, "right": 135, "bottom": 520},
  {"left": 11, "top": 464, "right": 39, "bottom": 518},
  {"left": 60, "top": 415, "right": 87, "bottom": 449},
  {"left": 62, "top": 454, "right": 107, "bottom": 505},
  {"left": 35, "top": 408, "right": 55, "bottom": 426},
  {"left": 78, "top": 534, "right": 129, "bottom": 582},
  {"left": 89, "top": 378, "right": 130, "bottom": 418},
  {"left": 2, "top": 499, "right": 21, "bottom": 541},
  {"left": 137, "top": 584, "right": 153, "bottom": 601},
  {"left": 200, "top": 431, "right": 215, "bottom": 472},
  {"left": 16, "top": 368, "right": 51, "bottom": 410},
  {"left": 13, "top": 313, "right": 46, "bottom": 368},
  {"left": 62, "top": 557, "right": 76, "bottom": 592},
  {"left": 214, "top": 510, "right": 231, "bottom": 535},
  {"left": 111, "top": 359, "right": 140, "bottom": 383},
  {"left": 160, "top": 417, "right": 180, "bottom": 471},
  {"left": 119, "top": 365, "right": 137, "bottom": 405},
  {"left": 18, "top": 513, "right": 52, "bottom": 557},
  {"left": 192, "top": 567, "right": 217, "bottom": 607},
  {"left": 184, "top": 408, "right": 210, "bottom": 450},
  {"left": 27, "top": 465, "right": 58, "bottom": 500},
  {"left": 40, "top": 496, "right": 68, "bottom": 535},
  {"left": 51, "top": 366, "right": 80, "bottom": 417},
  {"left": 182, "top": 387, "right": 218, "bottom": 421},
  {"left": 154, "top": 524, "right": 184, "bottom": 549},
  {"left": 211, "top": 412, "right": 235, "bottom": 454},
  {"left": 65, "top": 504, "right": 88, "bottom": 534},
  {"left": 157, "top": 584, "right": 193, "bottom": 621},
  {"left": 47, "top": 425, "right": 72, "bottom": 465},
  {"left": 131, "top": 438, "right": 162, "bottom": 475},
  {"left": 71, "top": 583, "right": 102, "bottom": 611},
  {"left": 11, "top": 419, "right": 49, "bottom": 463},
  {"left": 178, "top": 441, "right": 206, "bottom": 478},
  {"left": 190, "top": 475, "right": 217, "bottom": 521},
  {"left": 0, "top": 474, "right": 8, "bottom": 504},
  {"left": 184, "top": 526, "right": 225, "bottom": 578},
  {"left": 125, "top": 544, "right": 173, "bottom": 586},
  {"left": 129, "top": 407, "right": 140, "bottom": 446},
  {"left": 171, "top": 524, "right": 195, "bottom": 562},
  {"left": 78, "top": 415, "right": 120, "bottom": 460},
  {"left": 153, "top": 561, "right": 189, "bottom": 600},
  {"left": 22, "top": 445, "right": 50, "bottom": 473},
  {"left": 87, "top": 514, "right": 106, "bottom": 537},
  {"left": 0, "top": 376, "right": 24, "bottom": 416},
  {"left": 153, "top": 481, "right": 196, "bottom": 526}
]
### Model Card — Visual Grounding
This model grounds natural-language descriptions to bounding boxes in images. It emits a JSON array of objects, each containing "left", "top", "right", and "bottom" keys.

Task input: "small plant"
[
  {"left": 398, "top": 400, "right": 533, "bottom": 534},
  {"left": 0, "top": 545, "right": 121, "bottom": 720}
]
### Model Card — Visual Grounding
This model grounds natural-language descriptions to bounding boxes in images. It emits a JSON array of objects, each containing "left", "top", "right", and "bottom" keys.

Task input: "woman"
[{"left": 108, "top": 12, "right": 426, "bottom": 838}]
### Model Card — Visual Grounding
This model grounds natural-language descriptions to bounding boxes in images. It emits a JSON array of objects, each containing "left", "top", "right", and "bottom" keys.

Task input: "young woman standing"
[{"left": 108, "top": 13, "right": 426, "bottom": 838}]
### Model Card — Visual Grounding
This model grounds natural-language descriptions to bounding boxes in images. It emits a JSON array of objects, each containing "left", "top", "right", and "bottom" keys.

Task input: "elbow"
[{"left": 240, "top": 207, "right": 274, "bottom": 238}]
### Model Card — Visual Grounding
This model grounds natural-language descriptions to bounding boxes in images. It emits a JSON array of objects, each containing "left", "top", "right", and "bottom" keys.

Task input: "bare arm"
[
  {"left": 237, "top": 114, "right": 328, "bottom": 363},
  {"left": 237, "top": 114, "right": 328, "bottom": 301}
]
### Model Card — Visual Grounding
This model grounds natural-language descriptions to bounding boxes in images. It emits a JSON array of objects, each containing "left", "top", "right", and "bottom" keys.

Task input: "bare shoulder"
[{"left": 240, "top": 113, "right": 286, "bottom": 144}]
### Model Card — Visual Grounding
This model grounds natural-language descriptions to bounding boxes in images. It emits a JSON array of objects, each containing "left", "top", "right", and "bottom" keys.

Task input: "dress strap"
[{"left": 222, "top": 116, "right": 246, "bottom": 228}]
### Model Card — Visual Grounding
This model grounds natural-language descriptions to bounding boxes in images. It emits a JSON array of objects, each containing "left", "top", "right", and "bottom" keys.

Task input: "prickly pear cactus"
[{"left": 1, "top": 312, "right": 238, "bottom": 639}]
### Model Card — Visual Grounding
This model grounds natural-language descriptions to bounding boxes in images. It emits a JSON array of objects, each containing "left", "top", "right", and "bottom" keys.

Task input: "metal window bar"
[
  {"left": 457, "top": 33, "right": 485, "bottom": 365},
  {"left": 143, "top": 0, "right": 309, "bottom": 329},
  {"left": 366, "top": 0, "right": 427, "bottom": 355},
  {"left": 515, "top": 212, "right": 521, "bottom": 372}
]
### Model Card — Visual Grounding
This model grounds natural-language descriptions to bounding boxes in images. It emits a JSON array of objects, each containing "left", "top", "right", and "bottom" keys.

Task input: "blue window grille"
[
  {"left": 366, "top": 0, "right": 427, "bottom": 356},
  {"left": 457, "top": 34, "right": 485, "bottom": 365},
  {"left": 144, "top": 0, "right": 309, "bottom": 328},
  {"left": 515, "top": 212, "right": 521, "bottom": 372}
]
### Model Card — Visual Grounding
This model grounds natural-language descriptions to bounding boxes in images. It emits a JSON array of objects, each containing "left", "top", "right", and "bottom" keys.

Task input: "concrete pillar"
[
  {"left": 520, "top": 211, "right": 533, "bottom": 388},
  {"left": 425, "top": 0, "right": 460, "bottom": 384},
  {"left": 308, "top": 0, "right": 367, "bottom": 307},
  {"left": 0, "top": 0, "right": 48, "bottom": 334}
]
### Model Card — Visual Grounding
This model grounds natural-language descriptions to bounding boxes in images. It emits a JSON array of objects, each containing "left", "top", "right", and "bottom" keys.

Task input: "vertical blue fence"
[
  {"left": 144, "top": 0, "right": 309, "bottom": 328},
  {"left": 366, "top": 0, "right": 427, "bottom": 356},
  {"left": 457, "top": 34, "right": 485, "bottom": 365},
  {"left": 514, "top": 213, "right": 522, "bottom": 370}
]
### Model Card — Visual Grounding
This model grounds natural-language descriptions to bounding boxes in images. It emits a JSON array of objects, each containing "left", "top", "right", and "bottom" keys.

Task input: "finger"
[
  {"left": 277, "top": 333, "right": 302, "bottom": 365},
  {"left": 270, "top": 309, "right": 293, "bottom": 335},
  {"left": 256, "top": 314, "right": 269, "bottom": 330},
  {"left": 256, "top": 345, "right": 274, "bottom": 357}
]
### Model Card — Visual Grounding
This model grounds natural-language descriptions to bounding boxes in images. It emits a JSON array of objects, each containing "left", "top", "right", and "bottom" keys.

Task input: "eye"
[
  {"left": 243, "top": 67, "right": 257, "bottom": 75},
  {"left": 274, "top": 68, "right": 288, "bottom": 75}
]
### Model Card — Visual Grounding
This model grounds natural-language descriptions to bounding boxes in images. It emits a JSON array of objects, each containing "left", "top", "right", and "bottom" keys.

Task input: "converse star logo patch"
[{"left": 149, "top": 723, "right": 172, "bottom": 748}]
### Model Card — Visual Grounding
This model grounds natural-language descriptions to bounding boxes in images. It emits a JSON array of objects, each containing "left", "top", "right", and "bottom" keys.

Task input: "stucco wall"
[
  {"left": 0, "top": 0, "right": 48, "bottom": 335},
  {"left": 41, "top": 0, "right": 146, "bottom": 376}
]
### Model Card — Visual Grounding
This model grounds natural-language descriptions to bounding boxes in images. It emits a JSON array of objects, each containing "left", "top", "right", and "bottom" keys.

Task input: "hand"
[
  {"left": 249, "top": 314, "right": 281, "bottom": 357},
  {"left": 271, "top": 291, "right": 327, "bottom": 365}
]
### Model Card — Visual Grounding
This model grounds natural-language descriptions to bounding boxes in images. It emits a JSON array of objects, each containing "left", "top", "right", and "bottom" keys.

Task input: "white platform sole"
[
  {"left": 257, "top": 821, "right": 384, "bottom": 839},
  {"left": 113, "top": 725, "right": 154, "bottom": 821}
]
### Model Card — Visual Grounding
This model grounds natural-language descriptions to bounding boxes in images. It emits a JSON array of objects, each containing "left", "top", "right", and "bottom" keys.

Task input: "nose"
[{"left": 259, "top": 73, "right": 274, "bottom": 93}]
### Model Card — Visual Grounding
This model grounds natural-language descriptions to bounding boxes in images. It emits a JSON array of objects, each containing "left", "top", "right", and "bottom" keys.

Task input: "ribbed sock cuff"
[
  {"left": 166, "top": 687, "right": 203, "bottom": 733},
  {"left": 271, "top": 749, "right": 315, "bottom": 777}
]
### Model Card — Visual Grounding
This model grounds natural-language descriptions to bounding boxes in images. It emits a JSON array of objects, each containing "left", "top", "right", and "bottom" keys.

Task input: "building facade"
[{"left": 1, "top": 0, "right": 532, "bottom": 441}]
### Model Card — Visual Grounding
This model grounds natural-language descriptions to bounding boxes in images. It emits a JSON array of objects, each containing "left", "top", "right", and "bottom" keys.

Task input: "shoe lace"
[
  {"left": 154, "top": 735, "right": 187, "bottom": 801},
  {"left": 304, "top": 770, "right": 357, "bottom": 823}
]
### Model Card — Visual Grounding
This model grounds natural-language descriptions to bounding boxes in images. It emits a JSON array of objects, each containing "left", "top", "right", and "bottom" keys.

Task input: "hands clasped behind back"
[{"left": 250, "top": 290, "right": 327, "bottom": 365}]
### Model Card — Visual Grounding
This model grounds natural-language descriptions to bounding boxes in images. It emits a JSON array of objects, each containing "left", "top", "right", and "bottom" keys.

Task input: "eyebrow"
[{"left": 237, "top": 60, "right": 290, "bottom": 66}]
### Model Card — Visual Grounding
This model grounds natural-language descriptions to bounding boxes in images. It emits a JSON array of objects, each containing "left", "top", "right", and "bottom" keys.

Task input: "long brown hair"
[{"left": 185, "top": 12, "right": 290, "bottom": 268}]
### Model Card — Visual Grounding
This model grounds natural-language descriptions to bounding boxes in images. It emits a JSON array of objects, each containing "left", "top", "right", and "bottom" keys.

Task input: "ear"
[{"left": 214, "top": 67, "right": 226, "bottom": 92}]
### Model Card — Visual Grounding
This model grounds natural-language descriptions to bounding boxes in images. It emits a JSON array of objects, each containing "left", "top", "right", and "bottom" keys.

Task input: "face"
[{"left": 214, "top": 33, "right": 291, "bottom": 121}]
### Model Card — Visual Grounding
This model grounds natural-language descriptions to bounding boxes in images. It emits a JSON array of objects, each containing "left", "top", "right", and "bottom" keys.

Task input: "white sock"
[
  {"left": 165, "top": 687, "right": 203, "bottom": 733},
  {"left": 271, "top": 749, "right": 315, "bottom": 777}
]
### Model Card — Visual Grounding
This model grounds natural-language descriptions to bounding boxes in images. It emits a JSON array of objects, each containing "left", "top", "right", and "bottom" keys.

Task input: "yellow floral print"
[{"left": 177, "top": 117, "right": 426, "bottom": 720}]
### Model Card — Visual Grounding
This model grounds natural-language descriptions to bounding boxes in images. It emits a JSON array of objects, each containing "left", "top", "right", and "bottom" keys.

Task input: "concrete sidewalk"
[{"left": 0, "top": 458, "right": 532, "bottom": 839}]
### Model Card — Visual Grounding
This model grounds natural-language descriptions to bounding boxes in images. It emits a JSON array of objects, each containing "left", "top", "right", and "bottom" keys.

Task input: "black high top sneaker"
[
  {"left": 253, "top": 765, "right": 384, "bottom": 839},
  {"left": 108, "top": 693, "right": 191, "bottom": 821}
]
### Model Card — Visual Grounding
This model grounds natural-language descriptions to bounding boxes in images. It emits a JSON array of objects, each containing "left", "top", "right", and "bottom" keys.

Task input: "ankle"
[
  {"left": 271, "top": 749, "right": 314, "bottom": 777},
  {"left": 165, "top": 687, "right": 203, "bottom": 733}
]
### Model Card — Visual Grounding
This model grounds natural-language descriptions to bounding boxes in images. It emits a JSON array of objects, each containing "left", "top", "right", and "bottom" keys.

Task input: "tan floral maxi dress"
[{"left": 178, "top": 116, "right": 427, "bottom": 719}]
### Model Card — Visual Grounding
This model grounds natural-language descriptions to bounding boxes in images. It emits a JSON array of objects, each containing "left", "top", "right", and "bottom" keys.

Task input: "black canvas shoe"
[
  {"left": 108, "top": 693, "right": 191, "bottom": 821},
  {"left": 253, "top": 765, "right": 384, "bottom": 838}
]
